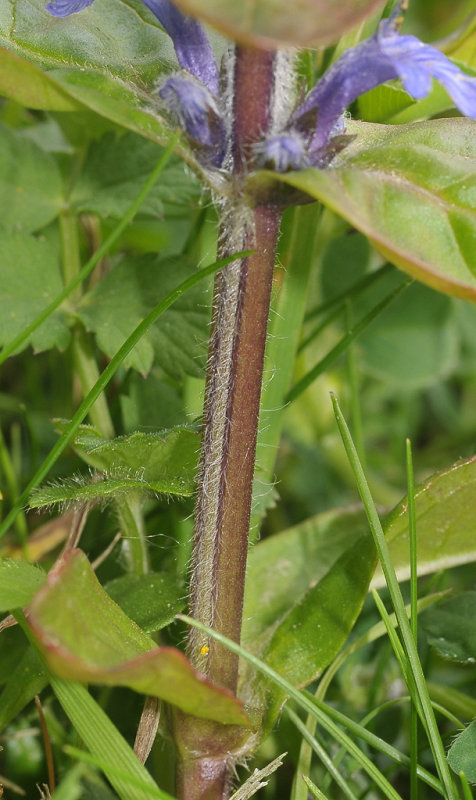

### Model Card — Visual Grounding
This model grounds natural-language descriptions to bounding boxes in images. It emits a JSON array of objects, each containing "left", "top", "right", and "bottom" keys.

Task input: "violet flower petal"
[
  {"left": 292, "top": 6, "right": 476, "bottom": 153},
  {"left": 382, "top": 33, "right": 476, "bottom": 118},
  {"left": 159, "top": 74, "right": 225, "bottom": 166},
  {"left": 46, "top": 0, "right": 95, "bottom": 16},
  {"left": 141, "top": 0, "right": 219, "bottom": 95},
  {"left": 254, "top": 133, "right": 309, "bottom": 172}
]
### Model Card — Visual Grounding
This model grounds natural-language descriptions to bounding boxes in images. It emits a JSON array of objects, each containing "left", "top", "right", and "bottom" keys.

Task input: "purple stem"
[{"left": 174, "top": 46, "right": 281, "bottom": 800}]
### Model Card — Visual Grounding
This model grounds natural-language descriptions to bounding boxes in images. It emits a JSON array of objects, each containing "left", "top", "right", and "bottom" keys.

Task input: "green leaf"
[
  {"left": 0, "top": 46, "right": 82, "bottom": 110},
  {"left": 243, "top": 507, "right": 371, "bottom": 656},
  {"left": 0, "top": 558, "right": 46, "bottom": 610},
  {"left": 61, "top": 424, "right": 199, "bottom": 494},
  {"left": 0, "top": 231, "right": 71, "bottom": 354},
  {"left": 105, "top": 572, "right": 185, "bottom": 634},
  {"left": 70, "top": 133, "right": 200, "bottom": 220},
  {"left": 0, "top": 122, "right": 63, "bottom": 232},
  {"left": 170, "top": 0, "right": 385, "bottom": 48},
  {"left": 252, "top": 119, "right": 476, "bottom": 302},
  {"left": 78, "top": 255, "right": 211, "bottom": 376},
  {"left": 421, "top": 593, "right": 476, "bottom": 664},
  {"left": 263, "top": 533, "right": 376, "bottom": 689},
  {"left": 0, "top": 647, "right": 47, "bottom": 732},
  {"left": 1, "top": 0, "right": 173, "bottom": 83},
  {"left": 448, "top": 720, "right": 476, "bottom": 782},
  {"left": 242, "top": 507, "right": 376, "bottom": 717},
  {"left": 375, "top": 456, "right": 476, "bottom": 588},
  {"left": 357, "top": 277, "right": 459, "bottom": 389},
  {"left": 49, "top": 676, "right": 169, "bottom": 800},
  {"left": 28, "top": 549, "right": 250, "bottom": 726}
]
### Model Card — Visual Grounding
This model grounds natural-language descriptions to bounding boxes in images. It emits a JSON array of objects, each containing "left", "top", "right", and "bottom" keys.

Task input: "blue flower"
[
  {"left": 280, "top": 2, "right": 476, "bottom": 168},
  {"left": 46, "top": 0, "right": 476, "bottom": 174},
  {"left": 45, "top": 0, "right": 224, "bottom": 165},
  {"left": 159, "top": 74, "right": 226, "bottom": 165}
]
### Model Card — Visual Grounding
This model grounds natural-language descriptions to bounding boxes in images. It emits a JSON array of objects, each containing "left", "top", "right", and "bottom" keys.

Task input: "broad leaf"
[
  {"left": 0, "top": 123, "right": 63, "bottom": 232},
  {"left": 71, "top": 133, "right": 200, "bottom": 220},
  {"left": 243, "top": 507, "right": 371, "bottom": 657},
  {"left": 251, "top": 119, "right": 476, "bottom": 302},
  {"left": 171, "top": 0, "right": 385, "bottom": 48},
  {"left": 263, "top": 533, "right": 376, "bottom": 689},
  {"left": 241, "top": 508, "right": 376, "bottom": 721},
  {"left": 0, "top": 559, "right": 46, "bottom": 610},
  {"left": 357, "top": 276, "right": 459, "bottom": 388},
  {"left": 0, "top": 45, "right": 81, "bottom": 110},
  {"left": 420, "top": 593, "right": 476, "bottom": 664},
  {"left": 105, "top": 573, "right": 185, "bottom": 634},
  {"left": 374, "top": 455, "right": 476, "bottom": 587},
  {"left": 448, "top": 720, "right": 476, "bottom": 782},
  {"left": 78, "top": 255, "right": 211, "bottom": 376},
  {"left": 1, "top": 0, "right": 173, "bottom": 82},
  {"left": 0, "top": 232, "right": 71, "bottom": 354},
  {"left": 28, "top": 549, "right": 250, "bottom": 726}
]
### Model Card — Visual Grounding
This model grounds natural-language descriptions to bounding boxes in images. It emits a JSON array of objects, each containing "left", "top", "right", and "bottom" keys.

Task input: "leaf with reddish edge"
[
  {"left": 169, "top": 0, "right": 385, "bottom": 49},
  {"left": 28, "top": 549, "right": 251, "bottom": 727},
  {"left": 249, "top": 118, "right": 476, "bottom": 302}
]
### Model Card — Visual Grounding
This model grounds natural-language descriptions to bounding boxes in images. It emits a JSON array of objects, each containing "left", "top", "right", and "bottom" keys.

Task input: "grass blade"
[{"left": 331, "top": 394, "right": 458, "bottom": 800}]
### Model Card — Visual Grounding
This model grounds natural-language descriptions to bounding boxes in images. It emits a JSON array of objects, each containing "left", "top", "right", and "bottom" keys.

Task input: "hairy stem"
[
  {"left": 188, "top": 46, "right": 279, "bottom": 692},
  {"left": 176, "top": 46, "right": 281, "bottom": 800}
]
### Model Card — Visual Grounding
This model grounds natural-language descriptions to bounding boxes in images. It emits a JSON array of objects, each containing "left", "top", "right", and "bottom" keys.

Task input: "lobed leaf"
[
  {"left": 251, "top": 119, "right": 476, "bottom": 302},
  {"left": 0, "top": 123, "right": 63, "bottom": 232},
  {"left": 0, "top": 232, "right": 71, "bottom": 354},
  {"left": 28, "top": 549, "right": 251, "bottom": 726},
  {"left": 78, "top": 255, "right": 211, "bottom": 377},
  {"left": 52, "top": 424, "right": 200, "bottom": 496},
  {"left": 70, "top": 132, "right": 200, "bottom": 220},
  {"left": 170, "top": 0, "right": 385, "bottom": 48}
]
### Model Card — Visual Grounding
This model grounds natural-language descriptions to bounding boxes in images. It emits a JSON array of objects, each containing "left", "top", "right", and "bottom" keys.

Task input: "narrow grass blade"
[
  {"left": 63, "top": 745, "right": 175, "bottom": 799},
  {"left": 331, "top": 394, "right": 458, "bottom": 800},
  {"left": 406, "top": 438, "right": 419, "bottom": 800},
  {"left": 286, "top": 707, "right": 360, "bottom": 800},
  {"left": 301, "top": 774, "right": 331, "bottom": 800},
  {"left": 178, "top": 614, "right": 405, "bottom": 800},
  {"left": 0, "top": 250, "right": 251, "bottom": 541}
]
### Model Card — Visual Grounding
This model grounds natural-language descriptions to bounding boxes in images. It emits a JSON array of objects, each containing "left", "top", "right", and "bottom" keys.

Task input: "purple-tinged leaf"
[
  {"left": 249, "top": 118, "right": 476, "bottom": 302},
  {"left": 169, "top": 0, "right": 386, "bottom": 48},
  {"left": 28, "top": 549, "right": 251, "bottom": 727}
]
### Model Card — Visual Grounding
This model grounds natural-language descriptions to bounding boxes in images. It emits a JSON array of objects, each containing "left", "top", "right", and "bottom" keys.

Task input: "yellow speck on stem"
[{"left": 200, "top": 645, "right": 209, "bottom": 656}]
